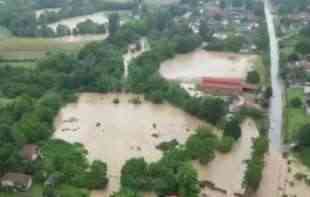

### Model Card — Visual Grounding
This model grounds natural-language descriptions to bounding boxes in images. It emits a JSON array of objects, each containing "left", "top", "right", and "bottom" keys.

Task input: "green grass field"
[
  {"left": 0, "top": 184, "right": 43, "bottom": 197},
  {"left": 255, "top": 57, "right": 270, "bottom": 87},
  {"left": 286, "top": 88, "right": 310, "bottom": 141}
]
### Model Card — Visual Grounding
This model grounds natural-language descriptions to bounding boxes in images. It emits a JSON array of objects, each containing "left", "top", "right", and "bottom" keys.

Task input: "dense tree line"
[
  {"left": 119, "top": 127, "right": 218, "bottom": 196},
  {"left": 243, "top": 136, "right": 268, "bottom": 193},
  {"left": 0, "top": 34, "right": 124, "bottom": 194}
]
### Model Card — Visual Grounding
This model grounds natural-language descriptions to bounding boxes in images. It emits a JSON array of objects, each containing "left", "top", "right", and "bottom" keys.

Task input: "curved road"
[{"left": 265, "top": 0, "right": 284, "bottom": 151}]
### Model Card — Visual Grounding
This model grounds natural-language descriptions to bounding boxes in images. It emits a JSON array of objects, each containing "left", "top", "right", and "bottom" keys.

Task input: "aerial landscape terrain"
[{"left": 1, "top": 0, "right": 310, "bottom": 197}]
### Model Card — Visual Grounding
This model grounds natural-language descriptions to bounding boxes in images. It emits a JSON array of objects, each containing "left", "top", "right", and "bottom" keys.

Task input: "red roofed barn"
[{"left": 200, "top": 77, "right": 256, "bottom": 95}]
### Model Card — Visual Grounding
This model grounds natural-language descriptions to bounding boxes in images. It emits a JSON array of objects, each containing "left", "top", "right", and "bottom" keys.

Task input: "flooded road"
[
  {"left": 255, "top": 1, "right": 287, "bottom": 197},
  {"left": 265, "top": 0, "right": 283, "bottom": 151}
]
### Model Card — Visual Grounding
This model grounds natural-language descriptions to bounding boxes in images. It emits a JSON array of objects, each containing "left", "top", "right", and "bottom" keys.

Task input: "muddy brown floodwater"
[
  {"left": 159, "top": 49, "right": 257, "bottom": 82},
  {"left": 195, "top": 119, "right": 259, "bottom": 197},
  {"left": 54, "top": 93, "right": 207, "bottom": 195},
  {"left": 54, "top": 93, "right": 260, "bottom": 197}
]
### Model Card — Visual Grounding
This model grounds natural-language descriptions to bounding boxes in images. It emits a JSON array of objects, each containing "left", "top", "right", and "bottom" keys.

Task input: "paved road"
[{"left": 265, "top": 0, "right": 284, "bottom": 151}]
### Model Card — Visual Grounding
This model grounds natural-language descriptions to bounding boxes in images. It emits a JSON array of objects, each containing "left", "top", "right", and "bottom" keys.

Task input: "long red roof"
[{"left": 201, "top": 77, "right": 256, "bottom": 91}]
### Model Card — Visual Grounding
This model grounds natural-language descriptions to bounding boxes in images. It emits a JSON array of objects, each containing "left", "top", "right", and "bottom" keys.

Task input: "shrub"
[
  {"left": 223, "top": 118, "right": 242, "bottom": 140},
  {"left": 156, "top": 139, "right": 179, "bottom": 152},
  {"left": 113, "top": 98, "right": 120, "bottom": 104}
]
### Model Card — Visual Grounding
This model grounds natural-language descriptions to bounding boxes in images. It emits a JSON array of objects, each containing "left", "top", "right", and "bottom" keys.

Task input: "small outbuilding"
[{"left": 21, "top": 144, "right": 40, "bottom": 161}]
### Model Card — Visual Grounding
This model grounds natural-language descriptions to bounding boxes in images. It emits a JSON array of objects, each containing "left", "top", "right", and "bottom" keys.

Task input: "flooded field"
[
  {"left": 54, "top": 93, "right": 206, "bottom": 195},
  {"left": 285, "top": 156, "right": 310, "bottom": 197},
  {"left": 195, "top": 119, "right": 259, "bottom": 197},
  {"left": 160, "top": 49, "right": 257, "bottom": 81}
]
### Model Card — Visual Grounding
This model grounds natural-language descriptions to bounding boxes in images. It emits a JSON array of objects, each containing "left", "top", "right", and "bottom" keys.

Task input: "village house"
[
  {"left": 1, "top": 173, "right": 32, "bottom": 191},
  {"left": 304, "top": 86, "right": 310, "bottom": 115},
  {"left": 302, "top": 60, "right": 310, "bottom": 73},
  {"left": 21, "top": 144, "right": 40, "bottom": 161}
]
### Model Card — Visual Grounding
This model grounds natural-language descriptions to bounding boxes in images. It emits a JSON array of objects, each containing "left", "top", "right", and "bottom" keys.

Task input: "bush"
[
  {"left": 223, "top": 118, "right": 242, "bottom": 140},
  {"left": 113, "top": 98, "right": 120, "bottom": 104},
  {"left": 156, "top": 139, "right": 179, "bottom": 152},
  {"left": 296, "top": 124, "right": 310, "bottom": 147},
  {"left": 185, "top": 127, "right": 218, "bottom": 165},
  {"left": 129, "top": 97, "right": 142, "bottom": 105},
  {"left": 246, "top": 70, "right": 260, "bottom": 84},
  {"left": 290, "top": 97, "right": 303, "bottom": 108},
  {"left": 218, "top": 136, "right": 235, "bottom": 153}
]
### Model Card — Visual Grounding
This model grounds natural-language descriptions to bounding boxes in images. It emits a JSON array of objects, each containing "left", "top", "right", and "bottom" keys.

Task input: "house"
[
  {"left": 200, "top": 77, "right": 256, "bottom": 95},
  {"left": 302, "top": 61, "right": 310, "bottom": 72},
  {"left": 1, "top": 173, "right": 32, "bottom": 191},
  {"left": 21, "top": 144, "right": 40, "bottom": 161}
]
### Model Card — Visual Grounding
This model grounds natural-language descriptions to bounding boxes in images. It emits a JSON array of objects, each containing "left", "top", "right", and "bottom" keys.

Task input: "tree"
[
  {"left": 246, "top": 70, "right": 260, "bottom": 84},
  {"left": 56, "top": 24, "right": 71, "bottom": 36},
  {"left": 43, "top": 185, "right": 59, "bottom": 197},
  {"left": 297, "top": 124, "right": 310, "bottom": 147},
  {"left": 176, "top": 162, "right": 200, "bottom": 197},
  {"left": 86, "top": 160, "right": 108, "bottom": 189},
  {"left": 199, "top": 97, "right": 226, "bottom": 125},
  {"left": 224, "top": 35, "right": 243, "bottom": 52},
  {"left": 109, "top": 13, "right": 120, "bottom": 35},
  {"left": 199, "top": 20, "right": 212, "bottom": 41},
  {"left": 121, "top": 158, "right": 151, "bottom": 191},
  {"left": 223, "top": 117, "right": 242, "bottom": 140},
  {"left": 174, "top": 34, "right": 202, "bottom": 54},
  {"left": 243, "top": 156, "right": 264, "bottom": 191},
  {"left": 185, "top": 127, "right": 218, "bottom": 164},
  {"left": 296, "top": 38, "right": 310, "bottom": 55},
  {"left": 76, "top": 19, "right": 105, "bottom": 34},
  {"left": 218, "top": 136, "right": 235, "bottom": 153}
]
